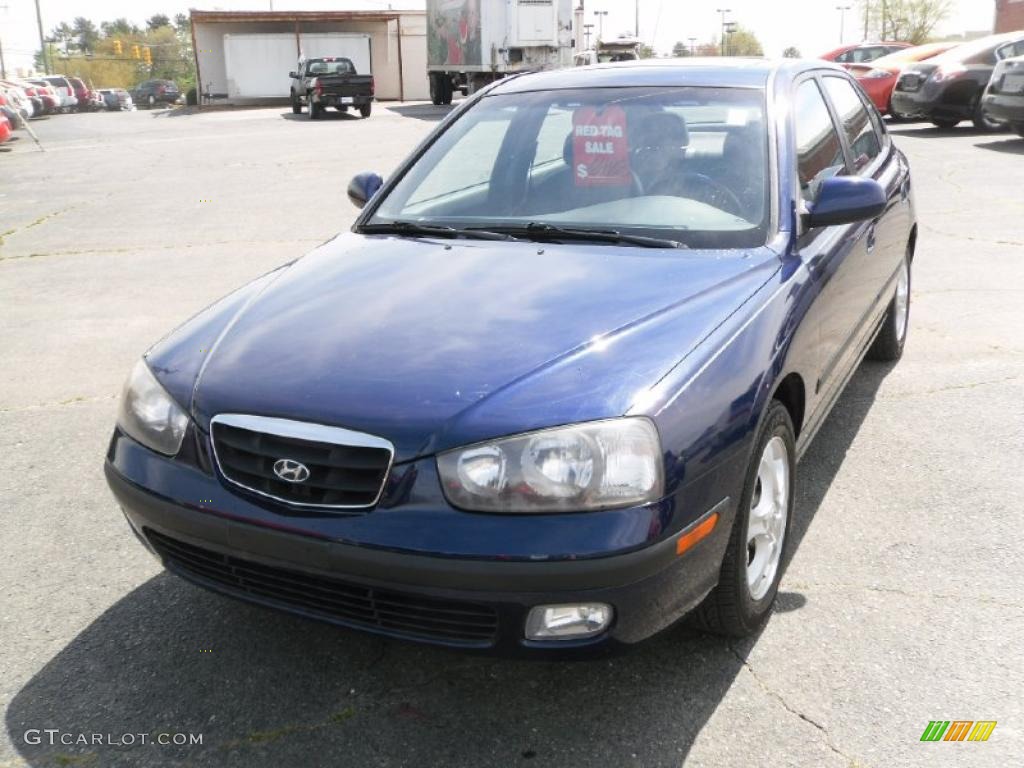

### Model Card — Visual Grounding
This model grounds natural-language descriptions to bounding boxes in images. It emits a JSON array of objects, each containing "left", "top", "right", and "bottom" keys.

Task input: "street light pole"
[
  {"left": 716, "top": 8, "right": 731, "bottom": 57},
  {"left": 593, "top": 10, "right": 608, "bottom": 42},
  {"left": 583, "top": 23, "right": 594, "bottom": 50},
  {"left": 635, "top": 0, "right": 640, "bottom": 39},
  {"left": 836, "top": 5, "right": 852, "bottom": 45},
  {"left": 688, "top": 36, "right": 697, "bottom": 55}
]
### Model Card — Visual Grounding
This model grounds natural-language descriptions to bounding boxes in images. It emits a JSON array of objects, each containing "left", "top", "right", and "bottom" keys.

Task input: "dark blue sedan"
[{"left": 105, "top": 59, "right": 915, "bottom": 654}]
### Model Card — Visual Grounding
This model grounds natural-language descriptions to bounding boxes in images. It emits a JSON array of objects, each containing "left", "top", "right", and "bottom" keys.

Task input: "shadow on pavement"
[
  {"left": 5, "top": 363, "right": 892, "bottom": 768},
  {"left": 280, "top": 110, "right": 365, "bottom": 122},
  {"left": 887, "top": 122, "right": 1013, "bottom": 139},
  {"left": 973, "top": 137, "right": 1024, "bottom": 155},
  {"left": 385, "top": 103, "right": 455, "bottom": 122}
]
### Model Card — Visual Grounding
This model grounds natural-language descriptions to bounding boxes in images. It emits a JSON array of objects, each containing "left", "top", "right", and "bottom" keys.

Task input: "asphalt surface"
[{"left": 1, "top": 104, "right": 1022, "bottom": 768}]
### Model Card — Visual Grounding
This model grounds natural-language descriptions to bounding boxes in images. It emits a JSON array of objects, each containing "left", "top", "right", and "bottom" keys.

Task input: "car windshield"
[{"left": 369, "top": 86, "right": 769, "bottom": 249}]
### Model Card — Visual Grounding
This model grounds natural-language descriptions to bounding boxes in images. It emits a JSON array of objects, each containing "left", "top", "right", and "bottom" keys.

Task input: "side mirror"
[
  {"left": 288, "top": 71, "right": 297, "bottom": 79},
  {"left": 347, "top": 172, "right": 384, "bottom": 209},
  {"left": 804, "top": 176, "right": 886, "bottom": 228}
]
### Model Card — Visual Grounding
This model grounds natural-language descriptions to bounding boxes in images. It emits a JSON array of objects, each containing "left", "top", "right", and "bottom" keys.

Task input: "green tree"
[
  {"left": 671, "top": 40, "right": 691, "bottom": 57},
  {"left": 101, "top": 18, "right": 140, "bottom": 37},
  {"left": 73, "top": 17, "right": 100, "bottom": 53},
  {"left": 638, "top": 43, "right": 656, "bottom": 59},
  {"left": 783, "top": 46, "right": 801, "bottom": 58},
  {"left": 147, "top": 14, "right": 172, "bottom": 31},
  {"left": 723, "top": 25, "right": 763, "bottom": 56},
  {"left": 860, "top": 0, "right": 952, "bottom": 44}
]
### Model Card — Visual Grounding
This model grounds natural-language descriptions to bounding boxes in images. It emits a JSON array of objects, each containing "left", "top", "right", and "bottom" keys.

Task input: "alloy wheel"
[{"left": 746, "top": 435, "right": 789, "bottom": 601}]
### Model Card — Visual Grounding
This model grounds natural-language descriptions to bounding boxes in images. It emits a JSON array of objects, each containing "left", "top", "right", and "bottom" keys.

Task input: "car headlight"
[
  {"left": 116, "top": 359, "right": 189, "bottom": 456},
  {"left": 437, "top": 418, "right": 663, "bottom": 513}
]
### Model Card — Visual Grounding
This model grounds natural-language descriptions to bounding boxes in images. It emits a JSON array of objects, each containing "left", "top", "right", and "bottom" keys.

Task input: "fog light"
[{"left": 524, "top": 603, "right": 613, "bottom": 640}]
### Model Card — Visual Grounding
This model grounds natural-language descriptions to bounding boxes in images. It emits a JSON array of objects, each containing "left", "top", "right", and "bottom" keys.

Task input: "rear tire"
[
  {"left": 691, "top": 401, "right": 795, "bottom": 638},
  {"left": 931, "top": 118, "right": 958, "bottom": 130},
  {"left": 1012, "top": 123, "right": 1024, "bottom": 138},
  {"left": 867, "top": 251, "right": 911, "bottom": 362},
  {"left": 359, "top": 103, "right": 372, "bottom": 118}
]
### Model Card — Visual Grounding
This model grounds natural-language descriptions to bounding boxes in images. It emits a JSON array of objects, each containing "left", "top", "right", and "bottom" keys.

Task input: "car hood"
[{"left": 159, "top": 233, "right": 780, "bottom": 462}]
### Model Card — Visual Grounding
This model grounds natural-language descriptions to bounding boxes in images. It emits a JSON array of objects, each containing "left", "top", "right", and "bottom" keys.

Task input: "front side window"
[
  {"left": 369, "top": 86, "right": 770, "bottom": 249},
  {"left": 794, "top": 79, "right": 845, "bottom": 204},
  {"left": 822, "top": 76, "right": 881, "bottom": 172}
]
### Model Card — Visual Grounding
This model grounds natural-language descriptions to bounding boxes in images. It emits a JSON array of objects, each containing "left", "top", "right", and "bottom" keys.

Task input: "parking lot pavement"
[{"left": 1, "top": 107, "right": 1022, "bottom": 768}]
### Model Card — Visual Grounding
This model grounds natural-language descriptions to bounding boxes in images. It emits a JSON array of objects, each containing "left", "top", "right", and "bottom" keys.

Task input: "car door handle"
[{"left": 866, "top": 224, "right": 877, "bottom": 254}]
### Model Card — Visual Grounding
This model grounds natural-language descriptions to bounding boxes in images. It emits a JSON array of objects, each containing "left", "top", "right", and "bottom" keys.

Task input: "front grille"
[
  {"left": 147, "top": 529, "right": 500, "bottom": 646},
  {"left": 897, "top": 73, "right": 923, "bottom": 92},
  {"left": 210, "top": 415, "right": 393, "bottom": 509}
]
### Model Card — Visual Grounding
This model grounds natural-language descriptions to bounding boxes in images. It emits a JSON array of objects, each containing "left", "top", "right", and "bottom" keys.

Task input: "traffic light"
[
  {"left": 113, "top": 40, "right": 123, "bottom": 56},
  {"left": 132, "top": 45, "right": 140, "bottom": 60},
  {"left": 143, "top": 47, "right": 152, "bottom": 65}
]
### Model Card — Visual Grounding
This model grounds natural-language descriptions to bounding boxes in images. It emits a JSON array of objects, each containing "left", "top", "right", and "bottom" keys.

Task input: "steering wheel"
[{"left": 650, "top": 172, "right": 745, "bottom": 217}]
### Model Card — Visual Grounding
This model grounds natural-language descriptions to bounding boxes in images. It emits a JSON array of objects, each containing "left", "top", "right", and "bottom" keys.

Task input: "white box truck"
[{"left": 426, "top": 0, "right": 574, "bottom": 105}]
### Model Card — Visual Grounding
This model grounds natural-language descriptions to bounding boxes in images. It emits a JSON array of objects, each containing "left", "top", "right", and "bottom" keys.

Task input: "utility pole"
[
  {"left": 583, "top": 23, "right": 594, "bottom": 50},
  {"left": 34, "top": 0, "right": 50, "bottom": 74},
  {"left": 836, "top": 5, "right": 852, "bottom": 44},
  {"left": 716, "top": 8, "right": 731, "bottom": 56},
  {"left": 688, "top": 36, "right": 697, "bottom": 55},
  {"left": 593, "top": 10, "right": 608, "bottom": 42},
  {"left": 881, "top": 0, "right": 888, "bottom": 39},
  {"left": 635, "top": 0, "right": 640, "bottom": 39},
  {"left": 0, "top": 4, "right": 7, "bottom": 80},
  {"left": 863, "top": 0, "right": 870, "bottom": 40}
]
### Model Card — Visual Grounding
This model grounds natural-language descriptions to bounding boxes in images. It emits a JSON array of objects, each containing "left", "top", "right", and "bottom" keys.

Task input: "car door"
[{"left": 790, "top": 74, "right": 887, "bottom": 418}]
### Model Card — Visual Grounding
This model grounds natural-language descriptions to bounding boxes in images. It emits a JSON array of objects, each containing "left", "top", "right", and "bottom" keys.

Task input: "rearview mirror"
[
  {"left": 804, "top": 176, "right": 886, "bottom": 228},
  {"left": 288, "top": 71, "right": 297, "bottom": 79},
  {"left": 347, "top": 172, "right": 383, "bottom": 209}
]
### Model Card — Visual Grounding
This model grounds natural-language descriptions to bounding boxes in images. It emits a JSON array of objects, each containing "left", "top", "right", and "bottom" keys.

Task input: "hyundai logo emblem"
[{"left": 273, "top": 458, "right": 310, "bottom": 483}]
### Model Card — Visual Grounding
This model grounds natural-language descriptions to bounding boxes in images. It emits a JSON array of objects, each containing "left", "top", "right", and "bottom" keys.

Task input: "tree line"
[{"left": 36, "top": 13, "right": 195, "bottom": 93}]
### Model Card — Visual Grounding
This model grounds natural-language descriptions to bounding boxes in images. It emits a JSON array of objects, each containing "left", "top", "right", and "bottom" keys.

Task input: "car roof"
[{"left": 488, "top": 58, "right": 837, "bottom": 94}]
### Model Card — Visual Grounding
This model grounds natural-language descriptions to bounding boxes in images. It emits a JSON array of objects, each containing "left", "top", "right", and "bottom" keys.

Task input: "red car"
[
  {"left": 849, "top": 42, "right": 961, "bottom": 114},
  {"left": 0, "top": 95, "right": 13, "bottom": 144},
  {"left": 820, "top": 42, "right": 912, "bottom": 65},
  {"left": 68, "top": 76, "right": 93, "bottom": 112}
]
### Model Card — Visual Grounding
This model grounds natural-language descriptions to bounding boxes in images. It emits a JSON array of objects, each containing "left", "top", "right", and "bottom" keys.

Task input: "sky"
[{"left": 0, "top": 0, "right": 1000, "bottom": 74}]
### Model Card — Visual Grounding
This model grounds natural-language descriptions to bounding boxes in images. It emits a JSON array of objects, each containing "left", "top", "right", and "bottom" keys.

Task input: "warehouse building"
[{"left": 190, "top": 10, "right": 429, "bottom": 106}]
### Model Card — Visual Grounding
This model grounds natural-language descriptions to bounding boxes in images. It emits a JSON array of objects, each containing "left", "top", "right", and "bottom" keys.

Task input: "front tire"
[
  {"left": 931, "top": 118, "right": 958, "bottom": 130},
  {"left": 307, "top": 99, "right": 320, "bottom": 120},
  {"left": 290, "top": 92, "right": 301, "bottom": 114},
  {"left": 691, "top": 401, "right": 795, "bottom": 637},
  {"left": 147, "top": 94, "right": 156, "bottom": 109},
  {"left": 867, "top": 252, "right": 911, "bottom": 362},
  {"left": 1013, "top": 123, "right": 1024, "bottom": 138}
]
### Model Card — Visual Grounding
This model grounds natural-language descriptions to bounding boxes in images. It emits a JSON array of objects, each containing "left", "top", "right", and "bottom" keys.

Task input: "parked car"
[
  {"left": 0, "top": 81, "right": 34, "bottom": 120},
  {"left": 21, "top": 79, "right": 59, "bottom": 114},
  {"left": 5, "top": 80, "right": 45, "bottom": 116},
  {"left": 820, "top": 42, "right": 912, "bottom": 65},
  {"left": 42, "top": 76, "right": 79, "bottom": 111},
  {"left": 982, "top": 54, "right": 1024, "bottom": 137},
  {"left": 131, "top": 79, "right": 180, "bottom": 108},
  {"left": 848, "top": 42, "right": 960, "bottom": 114},
  {"left": 97, "top": 88, "right": 134, "bottom": 111},
  {"left": 105, "top": 59, "right": 916, "bottom": 654},
  {"left": 891, "top": 31, "right": 1024, "bottom": 129},
  {"left": 67, "top": 76, "right": 93, "bottom": 111},
  {"left": 0, "top": 96, "right": 13, "bottom": 142},
  {"left": 289, "top": 57, "right": 374, "bottom": 119}
]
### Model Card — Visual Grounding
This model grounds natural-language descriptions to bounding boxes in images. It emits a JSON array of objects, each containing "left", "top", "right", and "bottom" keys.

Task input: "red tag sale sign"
[{"left": 572, "top": 106, "right": 630, "bottom": 187}]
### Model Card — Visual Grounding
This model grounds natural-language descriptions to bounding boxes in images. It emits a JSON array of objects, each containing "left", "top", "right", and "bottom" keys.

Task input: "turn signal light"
[{"left": 676, "top": 512, "right": 718, "bottom": 556}]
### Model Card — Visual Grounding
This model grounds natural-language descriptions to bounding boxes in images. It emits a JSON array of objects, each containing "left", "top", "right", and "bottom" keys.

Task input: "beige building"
[{"left": 190, "top": 10, "right": 429, "bottom": 105}]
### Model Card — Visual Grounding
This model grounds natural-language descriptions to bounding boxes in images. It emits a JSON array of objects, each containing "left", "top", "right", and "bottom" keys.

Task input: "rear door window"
[
  {"left": 794, "top": 79, "right": 846, "bottom": 204},
  {"left": 822, "top": 76, "right": 881, "bottom": 172}
]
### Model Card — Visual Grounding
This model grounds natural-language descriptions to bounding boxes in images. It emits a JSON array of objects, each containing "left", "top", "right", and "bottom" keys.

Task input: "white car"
[
  {"left": 42, "top": 76, "right": 78, "bottom": 111},
  {"left": 0, "top": 81, "right": 34, "bottom": 119}
]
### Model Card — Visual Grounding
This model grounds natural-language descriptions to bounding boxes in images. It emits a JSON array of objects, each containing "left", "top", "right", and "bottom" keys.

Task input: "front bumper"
[{"left": 105, "top": 460, "right": 735, "bottom": 656}]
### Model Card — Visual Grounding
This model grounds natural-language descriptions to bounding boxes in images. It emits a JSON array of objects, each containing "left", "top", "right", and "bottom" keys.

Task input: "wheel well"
[
  {"left": 908, "top": 225, "right": 917, "bottom": 262},
  {"left": 772, "top": 373, "right": 806, "bottom": 438}
]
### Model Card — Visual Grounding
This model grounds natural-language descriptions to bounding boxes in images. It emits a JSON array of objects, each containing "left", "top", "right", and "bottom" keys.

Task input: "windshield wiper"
[
  {"left": 358, "top": 221, "right": 520, "bottom": 241},
  {"left": 495, "top": 222, "right": 688, "bottom": 249}
]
